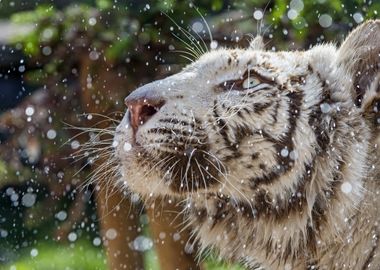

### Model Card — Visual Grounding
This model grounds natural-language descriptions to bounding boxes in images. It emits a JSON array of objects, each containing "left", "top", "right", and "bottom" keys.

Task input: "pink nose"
[{"left": 124, "top": 97, "right": 164, "bottom": 134}]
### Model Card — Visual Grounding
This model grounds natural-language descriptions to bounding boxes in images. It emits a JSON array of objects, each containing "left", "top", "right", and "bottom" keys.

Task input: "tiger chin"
[{"left": 113, "top": 20, "right": 380, "bottom": 270}]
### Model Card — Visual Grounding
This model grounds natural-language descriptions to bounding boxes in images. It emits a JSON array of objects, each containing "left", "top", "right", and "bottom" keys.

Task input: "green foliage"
[
  {"left": 11, "top": 5, "right": 55, "bottom": 24},
  {"left": 11, "top": 0, "right": 379, "bottom": 65},
  {"left": 0, "top": 160, "right": 8, "bottom": 185},
  {"left": 96, "top": 0, "right": 112, "bottom": 10},
  {"left": 10, "top": 1, "right": 232, "bottom": 84},
  {"left": 211, "top": 0, "right": 224, "bottom": 12},
  {"left": 233, "top": 0, "right": 379, "bottom": 46}
]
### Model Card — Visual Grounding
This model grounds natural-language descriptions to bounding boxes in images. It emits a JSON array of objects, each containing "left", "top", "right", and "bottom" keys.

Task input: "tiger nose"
[{"left": 124, "top": 95, "right": 165, "bottom": 134}]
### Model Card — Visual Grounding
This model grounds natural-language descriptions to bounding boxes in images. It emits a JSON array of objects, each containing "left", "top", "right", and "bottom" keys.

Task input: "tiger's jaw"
[
  {"left": 114, "top": 112, "right": 177, "bottom": 197},
  {"left": 113, "top": 97, "right": 225, "bottom": 198}
]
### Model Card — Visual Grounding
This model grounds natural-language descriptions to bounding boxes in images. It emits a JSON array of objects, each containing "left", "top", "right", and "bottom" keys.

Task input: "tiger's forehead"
[
  {"left": 183, "top": 48, "right": 309, "bottom": 80},
  {"left": 186, "top": 49, "right": 305, "bottom": 71}
]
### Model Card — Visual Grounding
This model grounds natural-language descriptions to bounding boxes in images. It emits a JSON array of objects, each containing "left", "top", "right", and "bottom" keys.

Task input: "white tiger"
[{"left": 113, "top": 20, "right": 380, "bottom": 269}]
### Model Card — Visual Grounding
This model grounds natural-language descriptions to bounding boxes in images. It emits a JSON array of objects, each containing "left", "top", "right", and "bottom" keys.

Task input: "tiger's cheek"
[{"left": 204, "top": 91, "right": 282, "bottom": 186}]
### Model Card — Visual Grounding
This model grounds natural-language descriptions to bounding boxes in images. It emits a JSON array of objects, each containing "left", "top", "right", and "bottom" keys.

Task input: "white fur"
[{"left": 113, "top": 20, "right": 380, "bottom": 269}]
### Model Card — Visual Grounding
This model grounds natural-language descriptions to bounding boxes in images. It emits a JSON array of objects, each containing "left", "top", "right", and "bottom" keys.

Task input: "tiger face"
[
  {"left": 115, "top": 21, "right": 380, "bottom": 201},
  {"left": 114, "top": 22, "right": 375, "bottom": 201}
]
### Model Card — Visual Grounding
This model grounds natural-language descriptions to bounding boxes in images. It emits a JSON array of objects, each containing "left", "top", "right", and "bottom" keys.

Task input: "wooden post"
[
  {"left": 96, "top": 186, "right": 144, "bottom": 270},
  {"left": 79, "top": 55, "right": 145, "bottom": 270},
  {"left": 78, "top": 55, "right": 201, "bottom": 270},
  {"left": 147, "top": 200, "right": 203, "bottom": 270}
]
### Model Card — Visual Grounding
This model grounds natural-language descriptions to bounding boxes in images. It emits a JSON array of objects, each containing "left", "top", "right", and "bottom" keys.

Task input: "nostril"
[
  {"left": 140, "top": 104, "right": 159, "bottom": 124},
  {"left": 127, "top": 100, "right": 165, "bottom": 133}
]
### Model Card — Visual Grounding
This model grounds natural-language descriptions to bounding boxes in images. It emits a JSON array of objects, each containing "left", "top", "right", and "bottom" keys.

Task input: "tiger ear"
[
  {"left": 336, "top": 20, "right": 380, "bottom": 111},
  {"left": 249, "top": 36, "right": 265, "bottom": 51}
]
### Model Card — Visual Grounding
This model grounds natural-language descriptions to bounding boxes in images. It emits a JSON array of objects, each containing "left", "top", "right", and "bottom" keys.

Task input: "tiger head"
[{"left": 114, "top": 20, "right": 380, "bottom": 207}]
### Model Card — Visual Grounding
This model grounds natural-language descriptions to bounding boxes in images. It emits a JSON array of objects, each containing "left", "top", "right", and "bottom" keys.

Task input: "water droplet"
[
  {"left": 42, "top": 28, "right": 54, "bottom": 40},
  {"left": 88, "top": 17, "right": 97, "bottom": 26},
  {"left": 68, "top": 232, "right": 77, "bottom": 242},
  {"left": 173, "top": 233, "right": 181, "bottom": 241},
  {"left": 6, "top": 187, "right": 15, "bottom": 196},
  {"left": 71, "top": 140, "right": 80, "bottom": 150},
  {"left": 21, "top": 193, "right": 36, "bottom": 207},
  {"left": 290, "top": 0, "right": 304, "bottom": 12},
  {"left": 253, "top": 10, "right": 263, "bottom": 20},
  {"left": 287, "top": 9, "right": 298, "bottom": 20},
  {"left": 123, "top": 142, "right": 132, "bottom": 152},
  {"left": 320, "top": 103, "right": 331, "bottom": 113},
  {"left": 341, "top": 182, "right": 352, "bottom": 194},
  {"left": 0, "top": 229, "right": 8, "bottom": 238},
  {"left": 42, "top": 46, "right": 52, "bottom": 56},
  {"left": 192, "top": 21, "right": 203, "bottom": 33},
  {"left": 30, "top": 248, "right": 38, "bottom": 257},
  {"left": 93, "top": 237, "right": 101, "bottom": 246},
  {"left": 89, "top": 51, "right": 99, "bottom": 61},
  {"left": 105, "top": 228, "right": 117, "bottom": 240},
  {"left": 184, "top": 242, "right": 194, "bottom": 254},
  {"left": 210, "top": 40, "right": 218, "bottom": 50},
  {"left": 55, "top": 210, "right": 67, "bottom": 221},
  {"left": 130, "top": 193, "right": 140, "bottom": 203},
  {"left": 25, "top": 106, "right": 35, "bottom": 116},
  {"left": 319, "top": 14, "right": 332, "bottom": 28},
  {"left": 10, "top": 193, "right": 19, "bottom": 202},
  {"left": 280, "top": 148, "right": 289, "bottom": 157},
  {"left": 133, "top": 236, "right": 153, "bottom": 251},
  {"left": 112, "top": 141, "right": 119, "bottom": 148},
  {"left": 289, "top": 150, "right": 298, "bottom": 160},
  {"left": 47, "top": 129, "right": 57, "bottom": 140},
  {"left": 18, "top": 65, "right": 25, "bottom": 73},
  {"left": 353, "top": 12, "right": 364, "bottom": 24}
]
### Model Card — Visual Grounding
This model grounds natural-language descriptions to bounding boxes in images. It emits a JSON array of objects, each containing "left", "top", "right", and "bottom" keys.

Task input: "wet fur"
[{"left": 114, "top": 20, "right": 380, "bottom": 269}]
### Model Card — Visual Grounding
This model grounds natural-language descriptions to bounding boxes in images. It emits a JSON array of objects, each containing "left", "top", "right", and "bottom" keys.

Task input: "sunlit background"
[{"left": 0, "top": 0, "right": 378, "bottom": 269}]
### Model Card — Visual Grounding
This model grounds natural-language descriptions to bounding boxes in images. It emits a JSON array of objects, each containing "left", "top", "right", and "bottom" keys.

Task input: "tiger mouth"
[{"left": 135, "top": 143, "right": 223, "bottom": 194}]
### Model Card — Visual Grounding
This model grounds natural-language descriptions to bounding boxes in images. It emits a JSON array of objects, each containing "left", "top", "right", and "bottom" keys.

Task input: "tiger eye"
[{"left": 242, "top": 77, "right": 260, "bottom": 89}]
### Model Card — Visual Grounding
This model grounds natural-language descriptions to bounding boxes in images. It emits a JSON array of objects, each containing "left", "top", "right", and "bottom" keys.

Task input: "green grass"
[
  {"left": 144, "top": 247, "right": 244, "bottom": 270},
  {"left": 3, "top": 241, "right": 244, "bottom": 270},
  {"left": 3, "top": 241, "right": 107, "bottom": 270},
  {"left": 205, "top": 260, "right": 245, "bottom": 270}
]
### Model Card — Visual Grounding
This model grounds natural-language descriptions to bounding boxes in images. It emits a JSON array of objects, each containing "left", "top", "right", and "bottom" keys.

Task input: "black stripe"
[
  {"left": 213, "top": 100, "right": 232, "bottom": 146},
  {"left": 158, "top": 118, "right": 201, "bottom": 127},
  {"left": 148, "top": 128, "right": 203, "bottom": 137},
  {"left": 254, "top": 102, "right": 273, "bottom": 114},
  {"left": 307, "top": 65, "right": 334, "bottom": 152},
  {"left": 212, "top": 100, "right": 246, "bottom": 161},
  {"left": 361, "top": 232, "right": 379, "bottom": 270},
  {"left": 271, "top": 99, "right": 280, "bottom": 124},
  {"left": 249, "top": 91, "right": 303, "bottom": 186}
]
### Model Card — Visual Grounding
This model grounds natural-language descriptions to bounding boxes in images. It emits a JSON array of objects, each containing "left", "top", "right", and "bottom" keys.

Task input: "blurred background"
[{"left": 0, "top": 0, "right": 378, "bottom": 269}]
